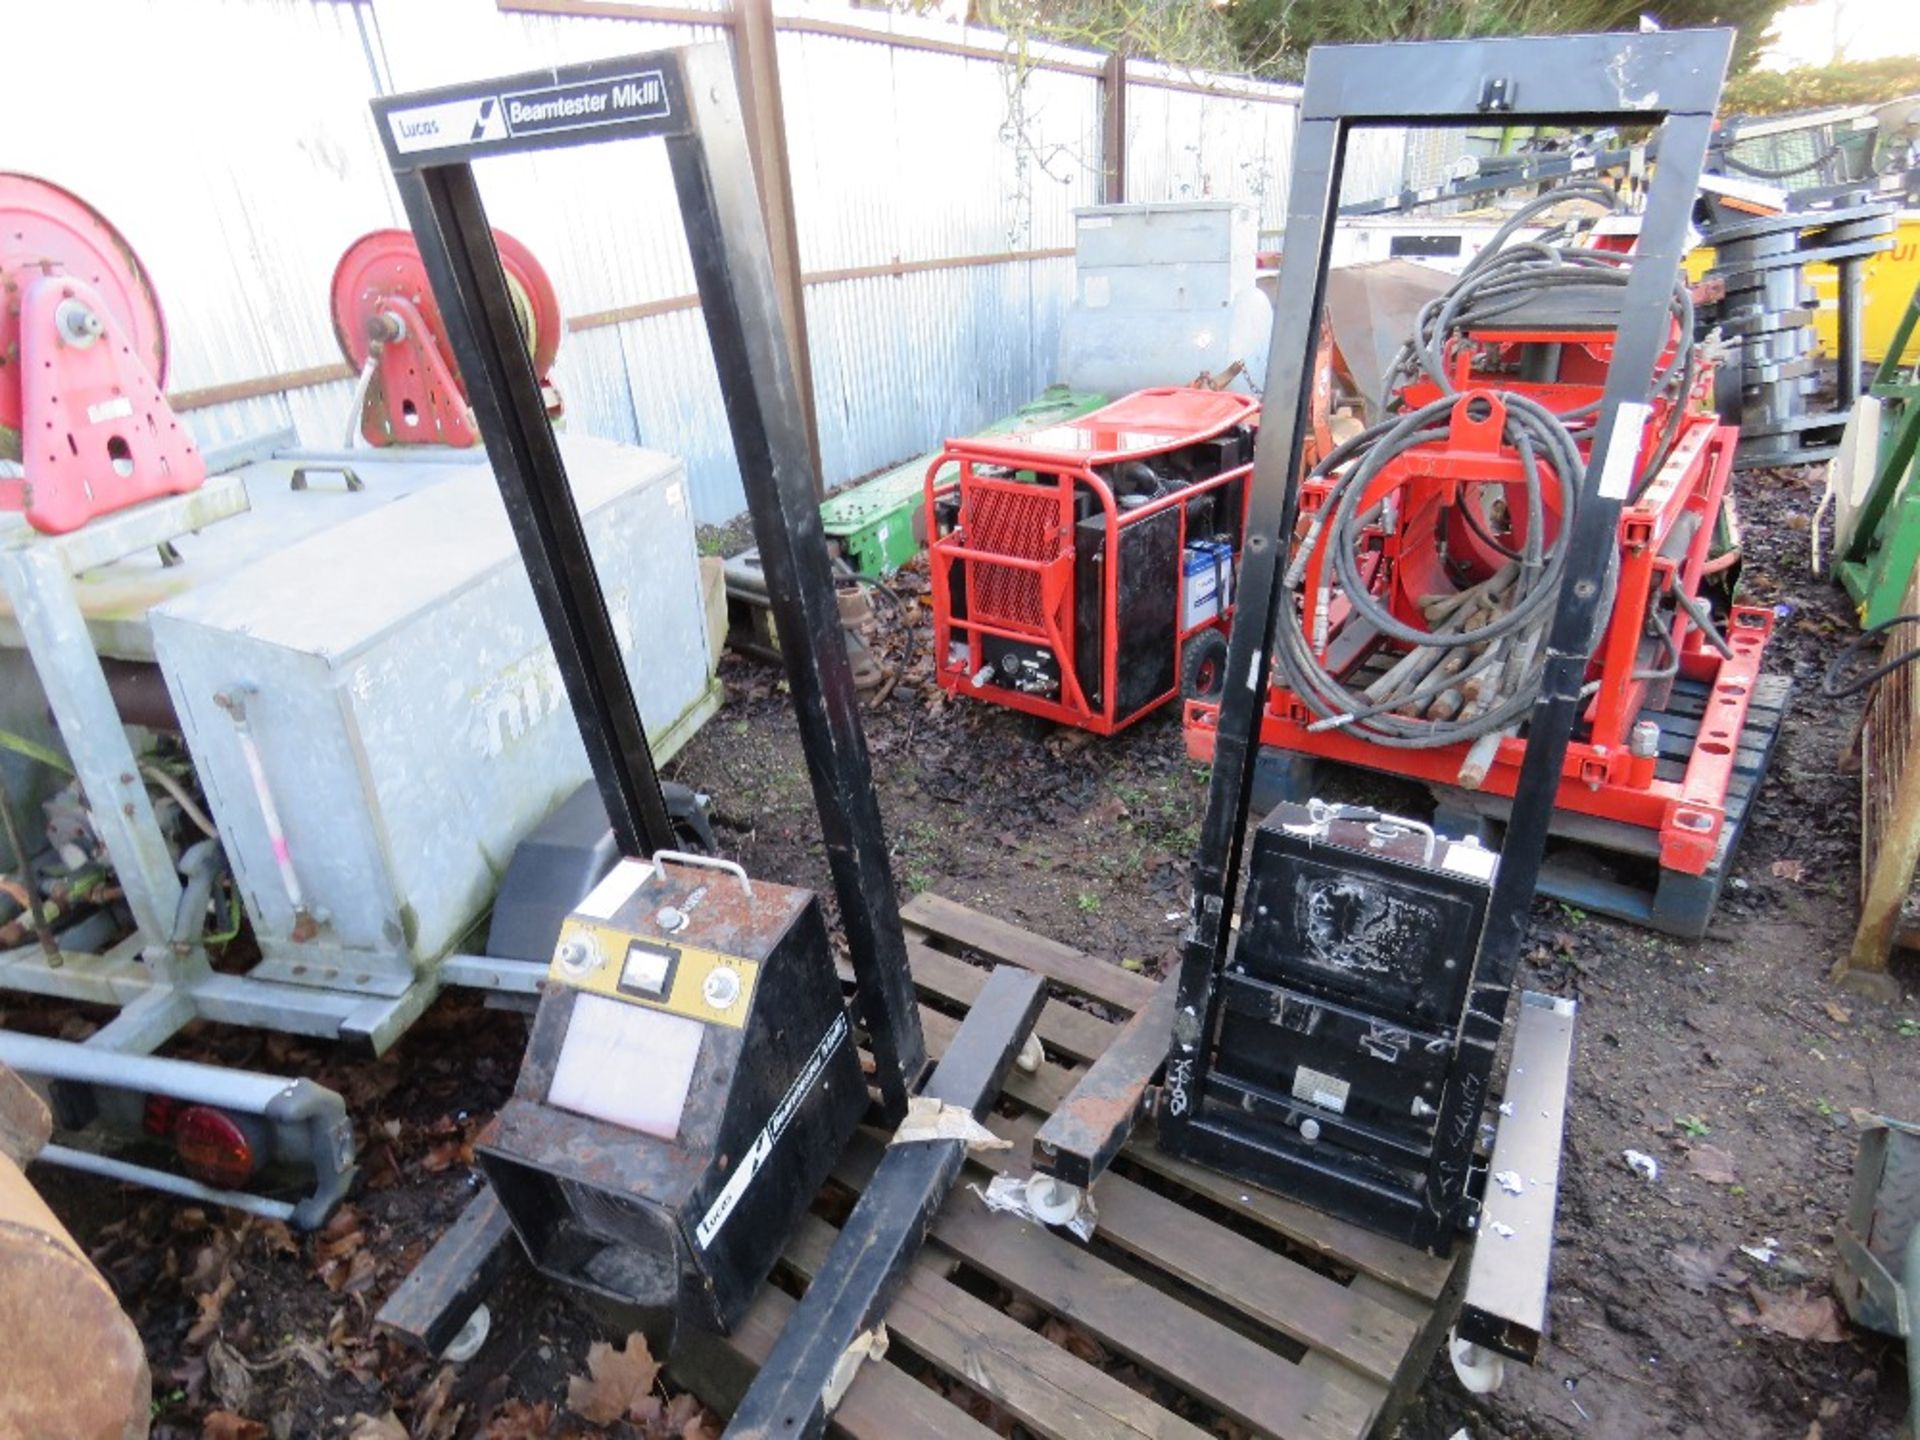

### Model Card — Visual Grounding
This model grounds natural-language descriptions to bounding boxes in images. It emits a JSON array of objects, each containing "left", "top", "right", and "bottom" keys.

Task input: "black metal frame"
[
  {"left": 371, "top": 47, "right": 926, "bottom": 1121},
  {"left": 1157, "top": 30, "right": 1733, "bottom": 1247}
]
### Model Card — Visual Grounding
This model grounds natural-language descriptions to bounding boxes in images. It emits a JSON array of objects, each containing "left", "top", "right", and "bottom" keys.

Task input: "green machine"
[
  {"left": 1830, "top": 279, "right": 1920, "bottom": 626},
  {"left": 819, "top": 386, "right": 1107, "bottom": 576}
]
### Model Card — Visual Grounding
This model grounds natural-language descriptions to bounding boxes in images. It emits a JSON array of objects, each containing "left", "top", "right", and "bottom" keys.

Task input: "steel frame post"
[
  {"left": 372, "top": 47, "right": 926, "bottom": 1121},
  {"left": 1157, "top": 31, "right": 1733, "bottom": 1246}
]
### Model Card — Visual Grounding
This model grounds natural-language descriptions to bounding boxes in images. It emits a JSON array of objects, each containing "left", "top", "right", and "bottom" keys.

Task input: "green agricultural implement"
[{"left": 1830, "top": 278, "right": 1920, "bottom": 627}]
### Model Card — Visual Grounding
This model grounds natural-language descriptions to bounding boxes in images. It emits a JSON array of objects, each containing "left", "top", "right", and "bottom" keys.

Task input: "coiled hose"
[
  {"left": 1276, "top": 390, "right": 1599, "bottom": 748},
  {"left": 1277, "top": 182, "right": 1726, "bottom": 750}
]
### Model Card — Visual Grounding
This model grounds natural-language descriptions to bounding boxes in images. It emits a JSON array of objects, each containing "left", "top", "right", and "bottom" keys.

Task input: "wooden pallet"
[
  {"left": 671, "top": 894, "right": 1466, "bottom": 1440},
  {"left": 1253, "top": 673, "right": 1793, "bottom": 939}
]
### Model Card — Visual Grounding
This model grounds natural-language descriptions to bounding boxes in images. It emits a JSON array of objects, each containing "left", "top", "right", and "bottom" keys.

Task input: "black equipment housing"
[
  {"left": 1204, "top": 803, "right": 1497, "bottom": 1238},
  {"left": 479, "top": 862, "right": 864, "bottom": 1341}
]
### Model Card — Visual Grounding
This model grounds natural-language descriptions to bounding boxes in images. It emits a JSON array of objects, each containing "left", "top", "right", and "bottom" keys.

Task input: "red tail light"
[{"left": 174, "top": 1106, "right": 255, "bottom": 1189}]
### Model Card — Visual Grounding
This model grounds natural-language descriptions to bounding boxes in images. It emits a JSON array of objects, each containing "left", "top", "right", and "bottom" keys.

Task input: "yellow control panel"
[{"left": 548, "top": 916, "right": 759, "bottom": 1030}]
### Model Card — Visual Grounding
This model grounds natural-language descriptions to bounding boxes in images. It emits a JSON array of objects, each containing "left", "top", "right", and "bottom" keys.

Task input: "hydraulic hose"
[{"left": 1276, "top": 389, "right": 1606, "bottom": 749}]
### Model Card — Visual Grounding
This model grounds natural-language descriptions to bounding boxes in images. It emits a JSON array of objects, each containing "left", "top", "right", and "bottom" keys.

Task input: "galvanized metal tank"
[{"left": 148, "top": 434, "right": 719, "bottom": 998}]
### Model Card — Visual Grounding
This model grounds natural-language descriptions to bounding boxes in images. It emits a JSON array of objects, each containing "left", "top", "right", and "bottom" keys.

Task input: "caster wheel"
[
  {"left": 443, "top": 1303, "right": 491, "bottom": 1363},
  {"left": 1024, "top": 1173, "right": 1084, "bottom": 1226},
  {"left": 1448, "top": 1329, "right": 1506, "bottom": 1394}
]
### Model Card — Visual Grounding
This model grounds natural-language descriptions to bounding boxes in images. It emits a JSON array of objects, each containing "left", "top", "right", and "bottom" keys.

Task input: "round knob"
[
  {"left": 555, "top": 935, "right": 600, "bottom": 977},
  {"left": 703, "top": 966, "right": 741, "bottom": 1011},
  {"left": 1300, "top": 1117, "right": 1322, "bottom": 1142}
]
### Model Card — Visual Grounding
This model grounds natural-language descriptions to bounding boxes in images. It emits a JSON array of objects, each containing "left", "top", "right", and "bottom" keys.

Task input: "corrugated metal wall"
[
  {"left": 4, "top": 1, "right": 1418, "bottom": 521},
  {"left": 1124, "top": 64, "right": 1299, "bottom": 240},
  {"left": 778, "top": 16, "right": 1099, "bottom": 488}
]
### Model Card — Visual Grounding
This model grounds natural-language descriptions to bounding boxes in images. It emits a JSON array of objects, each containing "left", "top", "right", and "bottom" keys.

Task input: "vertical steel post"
[
  {"left": 1101, "top": 52, "right": 1128, "bottom": 206},
  {"left": 393, "top": 166, "right": 678, "bottom": 862},
  {"left": 668, "top": 48, "right": 927, "bottom": 1117}
]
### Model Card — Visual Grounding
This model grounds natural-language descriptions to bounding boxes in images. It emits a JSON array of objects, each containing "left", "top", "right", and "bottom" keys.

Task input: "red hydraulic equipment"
[
  {"left": 0, "top": 174, "right": 205, "bottom": 535},
  {"left": 927, "top": 387, "right": 1259, "bottom": 734},
  {"left": 330, "top": 227, "right": 563, "bottom": 448},
  {"left": 1186, "top": 208, "right": 1770, "bottom": 880}
]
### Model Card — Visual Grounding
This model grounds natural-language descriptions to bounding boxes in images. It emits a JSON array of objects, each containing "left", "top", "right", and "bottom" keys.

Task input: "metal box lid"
[{"left": 152, "top": 434, "right": 682, "bottom": 663}]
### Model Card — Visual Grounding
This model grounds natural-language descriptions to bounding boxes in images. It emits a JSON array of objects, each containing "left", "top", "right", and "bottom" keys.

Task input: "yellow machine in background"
[
  {"left": 1687, "top": 214, "right": 1920, "bottom": 368},
  {"left": 1808, "top": 213, "right": 1920, "bottom": 366}
]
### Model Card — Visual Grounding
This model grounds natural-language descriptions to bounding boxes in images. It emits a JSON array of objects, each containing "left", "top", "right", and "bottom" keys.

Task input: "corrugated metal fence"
[{"left": 5, "top": 0, "right": 1415, "bottom": 522}]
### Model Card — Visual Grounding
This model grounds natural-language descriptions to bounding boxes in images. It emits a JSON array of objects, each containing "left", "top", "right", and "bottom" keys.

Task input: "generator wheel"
[{"left": 1182, "top": 630, "right": 1229, "bottom": 702}]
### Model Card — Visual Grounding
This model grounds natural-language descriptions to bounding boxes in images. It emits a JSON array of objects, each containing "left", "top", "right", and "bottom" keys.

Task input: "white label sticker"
[
  {"left": 86, "top": 396, "right": 133, "bottom": 425},
  {"left": 1595, "top": 402, "right": 1652, "bottom": 500},
  {"left": 1293, "top": 1064, "right": 1351, "bottom": 1114},
  {"left": 574, "top": 858, "right": 654, "bottom": 921},
  {"left": 1084, "top": 275, "right": 1111, "bottom": 309},
  {"left": 1441, "top": 841, "right": 1498, "bottom": 882},
  {"left": 388, "top": 97, "right": 506, "bottom": 154},
  {"left": 696, "top": 1011, "right": 849, "bottom": 1248}
]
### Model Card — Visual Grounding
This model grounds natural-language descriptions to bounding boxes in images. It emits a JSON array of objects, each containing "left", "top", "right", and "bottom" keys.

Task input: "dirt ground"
[{"left": 20, "top": 455, "right": 1920, "bottom": 1439}]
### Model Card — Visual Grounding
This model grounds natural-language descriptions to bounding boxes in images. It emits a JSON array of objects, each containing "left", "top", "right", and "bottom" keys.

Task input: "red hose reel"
[
  {"left": 329, "top": 228, "right": 562, "bottom": 448},
  {"left": 0, "top": 173, "right": 205, "bottom": 535}
]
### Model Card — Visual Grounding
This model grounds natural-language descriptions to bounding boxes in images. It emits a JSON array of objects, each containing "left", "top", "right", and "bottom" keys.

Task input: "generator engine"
[{"left": 478, "top": 854, "right": 865, "bottom": 1341}]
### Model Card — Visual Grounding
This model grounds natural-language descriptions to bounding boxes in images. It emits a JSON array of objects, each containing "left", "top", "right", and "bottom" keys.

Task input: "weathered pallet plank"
[
  {"left": 902, "top": 893, "right": 1156, "bottom": 1013},
  {"left": 781, "top": 1210, "right": 1214, "bottom": 1440},
  {"left": 905, "top": 939, "right": 1116, "bottom": 1064},
  {"left": 672, "top": 1279, "right": 999, "bottom": 1440},
  {"left": 684, "top": 900, "right": 1462, "bottom": 1440},
  {"left": 916, "top": 1169, "right": 1380, "bottom": 1440}
]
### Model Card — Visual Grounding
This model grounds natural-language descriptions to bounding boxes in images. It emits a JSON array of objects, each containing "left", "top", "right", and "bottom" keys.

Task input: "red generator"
[
  {"left": 927, "top": 388, "right": 1258, "bottom": 734},
  {"left": 1185, "top": 203, "right": 1781, "bottom": 934}
]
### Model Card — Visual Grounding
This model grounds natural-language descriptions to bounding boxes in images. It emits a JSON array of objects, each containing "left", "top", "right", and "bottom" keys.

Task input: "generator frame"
[
  {"left": 1034, "top": 28, "right": 1732, "bottom": 1360},
  {"left": 925, "top": 389, "right": 1258, "bottom": 734}
]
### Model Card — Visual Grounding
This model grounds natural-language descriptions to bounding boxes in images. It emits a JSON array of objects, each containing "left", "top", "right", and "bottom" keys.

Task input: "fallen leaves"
[
  {"left": 482, "top": 1400, "right": 557, "bottom": 1439},
  {"left": 1669, "top": 1243, "right": 1744, "bottom": 1294},
  {"left": 567, "top": 1332, "right": 663, "bottom": 1424},
  {"left": 344, "top": 1414, "right": 408, "bottom": 1440},
  {"left": 1770, "top": 858, "right": 1807, "bottom": 883},
  {"left": 201, "top": 1414, "right": 266, "bottom": 1440},
  {"left": 1729, "top": 1287, "right": 1849, "bottom": 1343},
  {"left": 1686, "top": 1142, "right": 1739, "bottom": 1185}
]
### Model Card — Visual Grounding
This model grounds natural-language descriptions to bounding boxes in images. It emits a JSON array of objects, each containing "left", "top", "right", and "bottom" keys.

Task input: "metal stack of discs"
[{"left": 1703, "top": 200, "right": 1897, "bottom": 468}]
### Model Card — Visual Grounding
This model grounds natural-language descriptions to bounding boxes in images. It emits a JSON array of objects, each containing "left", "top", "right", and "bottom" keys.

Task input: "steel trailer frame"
[
  {"left": 925, "top": 388, "right": 1258, "bottom": 734},
  {"left": 1033, "top": 28, "right": 1733, "bottom": 1361}
]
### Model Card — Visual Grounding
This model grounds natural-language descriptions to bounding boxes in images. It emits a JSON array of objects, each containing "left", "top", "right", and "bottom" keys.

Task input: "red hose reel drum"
[
  {"left": 329, "top": 228, "right": 562, "bottom": 448},
  {"left": 0, "top": 173, "right": 205, "bottom": 535}
]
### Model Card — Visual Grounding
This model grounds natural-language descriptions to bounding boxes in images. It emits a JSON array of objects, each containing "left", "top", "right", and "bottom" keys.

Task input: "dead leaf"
[
  {"left": 1669, "top": 1243, "right": 1742, "bottom": 1294},
  {"left": 1687, "top": 1143, "right": 1739, "bottom": 1185},
  {"left": 202, "top": 1415, "right": 268, "bottom": 1440},
  {"left": 567, "top": 1332, "right": 663, "bottom": 1424},
  {"left": 206, "top": 1339, "right": 253, "bottom": 1413},
  {"left": 482, "top": 1401, "right": 555, "bottom": 1439},
  {"left": 1770, "top": 859, "right": 1806, "bottom": 883},
  {"left": 1040, "top": 1315, "right": 1106, "bottom": 1366},
  {"left": 412, "top": 1364, "right": 463, "bottom": 1440},
  {"left": 1823, "top": 1000, "right": 1852, "bottom": 1025},
  {"left": 344, "top": 1415, "right": 407, "bottom": 1440},
  {"left": 186, "top": 1268, "right": 238, "bottom": 1348},
  {"left": 1729, "top": 1287, "right": 1849, "bottom": 1343}
]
